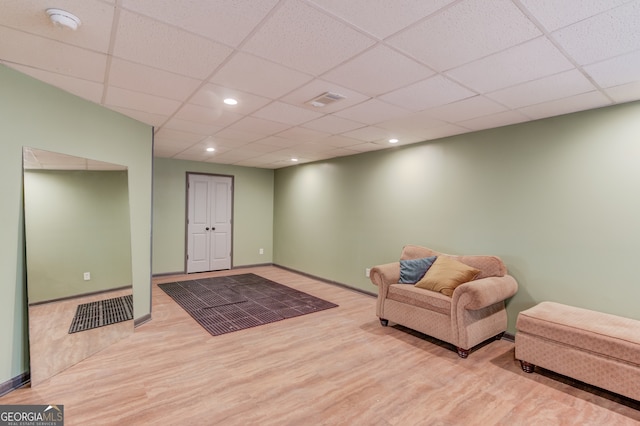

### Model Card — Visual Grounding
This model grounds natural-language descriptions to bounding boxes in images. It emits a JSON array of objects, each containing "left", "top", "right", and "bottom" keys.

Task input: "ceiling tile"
[
  {"left": 109, "top": 106, "right": 169, "bottom": 127},
  {"left": 105, "top": 86, "right": 181, "bottom": 116},
  {"left": 172, "top": 143, "right": 217, "bottom": 162},
  {"left": 280, "top": 79, "right": 369, "bottom": 113},
  {"left": 208, "top": 149, "right": 260, "bottom": 163},
  {"left": 605, "top": 81, "right": 640, "bottom": 103},
  {"left": 308, "top": 0, "right": 456, "bottom": 39},
  {"left": 551, "top": 2, "right": 640, "bottom": 65},
  {"left": 254, "top": 136, "right": 302, "bottom": 148},
  {"left": 387, "top": 0, "right": 541, "bottom": 71},
  {"left": 584, "top": 50, "right": 640, "bottom": 88},
  {"left": 208, "top": 137, "right": 251, "bottom": 150},
  {"left": 333, "top": 99, "right": 411, "bottom": 125},
  {"left": 320, "top": 135, "right": 363, "bottom": 148},
  {"left": 293, "top": 142, "right": 334, "bottom": 154},
  {"left": 121, "top": 0, "right": 279, "bottom": 48},
  {"left": 458, "top": 110, "right": 530, "bottom": 131},
  {"left": 322, "top": 44, "right": 435, "bottom": 96},
  {"left": 0, "top": 0, "right": 114, "bottom": 52},
  {"left": 0, "top": 26, "right": 107, "bottom": 81},
  {"left": 377, "top": 113, "right": 448, "bottom": 133},
  {"left": 108, "top": 58, "right": 200, "bottom": 101},
  {"left": 302, "top": 115, "right": 366, "bottom": 134},
  {"left": 210, "top": 52, "right": 313, "bottom": 99},
  {"left": 213, "top": 128, "right": 264, "bottom": 143},
  {"left": 155, "top": 128, "right": 206, "bottom": 144},
  {"left": 174, "top": 103, "right": 243, "bottom": 127},
  {"left": 224, "top": 116, "right": 291, "bottom": 135},
  {"left": 446, "top": 37, "right": 574, "bottom": 93},
  {"left": 348, "top": 142, "right": 387, "bottom": 153},
  {"left": 113, "top": 10, "right": 233, "bottom": 79},
  {"left": 153, "top": 144, "right": 183, "bottom": 158},
  {"left": 380, "top": 75, "right": 475, "bottom": 111},
  {"left": 4, "top": 63, "right": 103, "bottom": 103},
  {"left": 242, "top": 0, "right": 376, "bottom": 75},
  {"left": 162, "top": 118, "right": 222, "bottom": 136},
  {"left": 418, "top": 124, "right": 470, "bottom": 141},
  {"left": 240, "top": 142, "right": 286, "bottom": 153},
  {"left": 486, "top": 69, "right": 597, "bottom": 109},
  {"left": 519, "top": 91, "right": 612, "bottom": 120},
  {"left": 519, "top": 0, "right": 632, "bottom": 32},
  {"left": 252, "top": 101, "right": 324, "bottom": 126},
  {"left": 424, "top": 96, "right": 507, "bottom": 123},
  {"left": 341, "top": 126, "right": 394, "bottom": 142},
  {"left": 154, "top": 134, "right": 199, "bottom": 154},
  {"left": 276, "top": 126, "right": 332, "bottom": 142},
  {"left": 190, "top": 83, "right": 271, "bottom": 115}
]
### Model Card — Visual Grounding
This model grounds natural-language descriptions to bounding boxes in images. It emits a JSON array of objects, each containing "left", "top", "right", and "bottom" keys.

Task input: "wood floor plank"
[{"left": 2, "top": 266, "right": 639, "bottom": 425}]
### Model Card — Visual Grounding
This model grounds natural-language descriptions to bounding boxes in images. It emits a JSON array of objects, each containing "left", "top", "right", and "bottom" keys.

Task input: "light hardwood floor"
[{"left": 2, "top": 266, "right": 639, "bottom": 425}]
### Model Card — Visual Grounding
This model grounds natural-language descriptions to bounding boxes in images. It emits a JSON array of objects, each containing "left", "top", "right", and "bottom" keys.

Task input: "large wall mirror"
[{"left": 23, "top": 147, "right": 134, "bottom": 386}]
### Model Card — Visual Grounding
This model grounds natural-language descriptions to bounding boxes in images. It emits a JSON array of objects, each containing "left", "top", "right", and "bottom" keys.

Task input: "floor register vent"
[{"left": 69, "top": 294, "right": 133, "bottom": 333}]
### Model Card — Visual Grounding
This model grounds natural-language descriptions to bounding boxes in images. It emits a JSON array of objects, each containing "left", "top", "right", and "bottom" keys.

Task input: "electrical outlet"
[
  {"left": 83, "top": 272, "right": 91, "bottom": 281},
  {"left": 365, "top": 268, "right": 371, "bottom": 278},
  {"left": 259, "top": 248, "right": 264, "bottom": 255}
]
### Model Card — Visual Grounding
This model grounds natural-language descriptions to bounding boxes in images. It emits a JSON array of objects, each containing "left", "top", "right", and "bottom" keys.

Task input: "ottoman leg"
[
  {"left": 457, "top": 347, "right": 469, "bottom": 358},
  {"left": 520, "top": 360, "right": 535, "bottom": 373},
  {"left": 379, "top": 318, "right": 389, "bottom": 326}
]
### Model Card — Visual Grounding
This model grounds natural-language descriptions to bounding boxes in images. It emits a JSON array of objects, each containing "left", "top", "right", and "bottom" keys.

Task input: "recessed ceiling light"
[
  {"left": 46, "top": 8, "right": 81, "bottom": 30},
  {"left": 206, "top": 147, "right": 215, "bottom": 152},
  {"left": 223, "top": 98, "right": 238, "bottom": 105},
  {"left": 389, "top": 138, "right": 399, "bottom": 144},
  {"left": 291, "top": 157, "right": 299, "bottom": 162}
]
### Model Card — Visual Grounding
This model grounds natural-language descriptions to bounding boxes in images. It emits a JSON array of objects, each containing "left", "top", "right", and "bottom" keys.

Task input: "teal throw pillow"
[{"left": 399, "top": 256, "right": 437, "bottom": 284}]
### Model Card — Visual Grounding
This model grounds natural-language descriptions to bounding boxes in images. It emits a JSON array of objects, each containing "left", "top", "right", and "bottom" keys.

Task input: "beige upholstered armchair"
[{"left": 369, "top": 245, "right": 518, "bottom": 358}]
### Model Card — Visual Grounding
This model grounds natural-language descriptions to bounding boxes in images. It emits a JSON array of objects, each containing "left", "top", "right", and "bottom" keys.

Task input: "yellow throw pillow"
[{"left": 415, "top": 256, "right": 480, "bottom": 297}]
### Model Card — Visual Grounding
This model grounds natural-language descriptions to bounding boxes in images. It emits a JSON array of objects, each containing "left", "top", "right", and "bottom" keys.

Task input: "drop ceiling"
[{"left": 2, "top": 0, "right": 640, "bottom": 169}]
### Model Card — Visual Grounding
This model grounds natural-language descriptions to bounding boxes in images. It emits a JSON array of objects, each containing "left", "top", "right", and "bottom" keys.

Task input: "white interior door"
[{"left": 187, "top": 174, "right": 232, "bottom": 273}]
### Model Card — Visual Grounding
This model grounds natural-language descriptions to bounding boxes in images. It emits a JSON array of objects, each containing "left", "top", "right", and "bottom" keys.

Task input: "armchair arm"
[
  {"left": 453, "top": 275, "right": 518, "bottom": 311},
  {"left": 369, "top": 262, "right": 400, "bottom": 288},
  {"left": 369, "top": 262, "right": 401, "bottom": 319}
]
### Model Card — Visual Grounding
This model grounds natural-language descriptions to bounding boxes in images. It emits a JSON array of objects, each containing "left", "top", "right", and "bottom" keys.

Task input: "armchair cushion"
[
  {"left": 399, "top": 256, "right": 437, "bottom": 283},
  {"left": 415, "top": 256, "right": 481, "bottom": 297}
]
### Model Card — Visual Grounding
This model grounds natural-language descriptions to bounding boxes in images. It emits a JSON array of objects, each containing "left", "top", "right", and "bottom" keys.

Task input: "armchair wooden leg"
[
  {"left": 520, "top": 360, "right": 535, "bottom": 373},
  {"left": 457, "top": 347, "right": 469, "bottom": 358},
  {"left": 379, "top": 318, "right": 389, "bottom": 326}
]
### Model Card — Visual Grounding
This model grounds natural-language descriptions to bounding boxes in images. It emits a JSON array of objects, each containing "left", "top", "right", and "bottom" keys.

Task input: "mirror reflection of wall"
[{"left": 23, "top": 148, "right": 134, "bottom": 386}]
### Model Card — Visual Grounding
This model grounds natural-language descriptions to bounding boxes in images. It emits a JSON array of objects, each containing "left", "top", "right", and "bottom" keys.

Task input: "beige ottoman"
[{"left": 515, "top": 301, "right": 640, "bottom": 402}]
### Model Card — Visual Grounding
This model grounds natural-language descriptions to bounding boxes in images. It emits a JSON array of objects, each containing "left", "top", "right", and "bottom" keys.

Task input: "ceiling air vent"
[{"left": 306, "top": 92, "right": 346, "bottom": 108}]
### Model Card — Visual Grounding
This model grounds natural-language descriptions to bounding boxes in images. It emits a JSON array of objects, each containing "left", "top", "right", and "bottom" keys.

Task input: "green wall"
[
  {"left": 0, "top": 65, "right": 152, "bottom": 386},
  {"left": 274, "top": 101, "right": 640, "bottom": 332},
  {"left": 153, "top": 157, "right": 274, "bottom": 274},
  {"left": 24, "top": 170, "right": 132, "bottom": 303}
]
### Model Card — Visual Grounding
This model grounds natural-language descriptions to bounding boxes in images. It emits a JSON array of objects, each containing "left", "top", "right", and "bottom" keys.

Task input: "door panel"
[{"left": 187, "top": 174, "right": 232, "bottom": 273}]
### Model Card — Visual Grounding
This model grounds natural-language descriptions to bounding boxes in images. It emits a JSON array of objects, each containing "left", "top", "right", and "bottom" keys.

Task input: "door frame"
[{"left": 184, "top": 172, "right": 235, "bottom": 273}]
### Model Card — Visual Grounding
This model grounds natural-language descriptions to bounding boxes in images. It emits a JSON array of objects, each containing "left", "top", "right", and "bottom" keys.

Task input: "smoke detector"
[
  {"left": 305, "top": 92, "right": 346, "bottom": 108},
  {"left": 46, "top": 9, "right": 81, "bottom": 30}
]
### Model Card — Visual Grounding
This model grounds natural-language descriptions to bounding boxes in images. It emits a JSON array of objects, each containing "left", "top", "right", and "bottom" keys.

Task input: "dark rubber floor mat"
[
  {"left": 69, "top": 294, "right": 133, "bottom": 334},
  {"left": 158, "top": 273, "right": 338, "bottom": 336}
]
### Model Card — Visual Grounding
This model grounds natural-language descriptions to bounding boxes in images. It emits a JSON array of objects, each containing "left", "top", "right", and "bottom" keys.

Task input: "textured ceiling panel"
[
  {"left": 387, "top": 0, "right": 541, "bottom": 71},
  {"left": 242, "top": 0, "right": 376, "bottom": 75},
  {"left": 308, "top": 0, "right": 456, "bottom": 39},
  {"left": 113, "top": 10, "right": 233, "bottom": 79}
]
